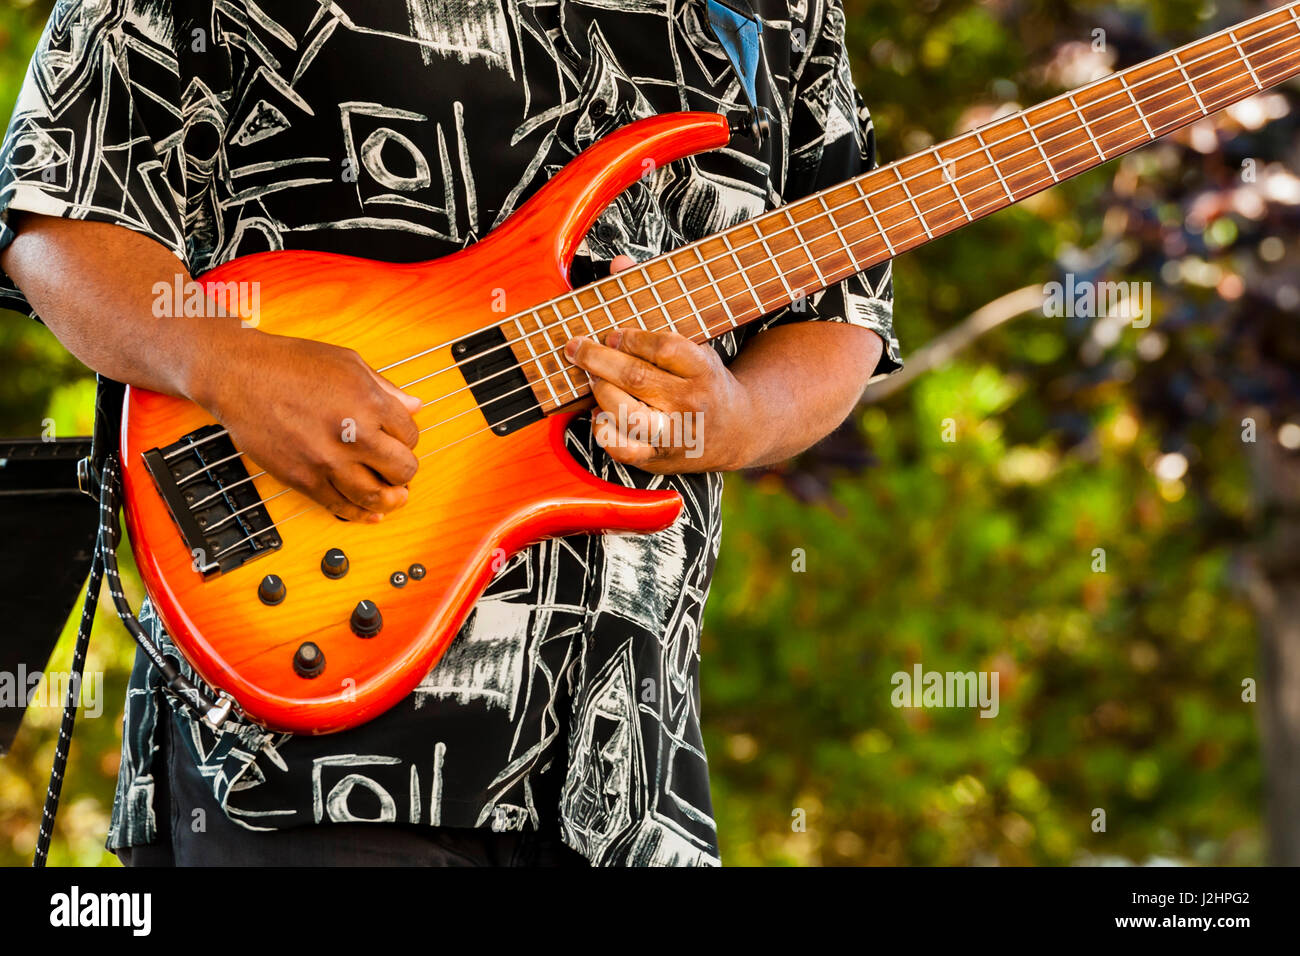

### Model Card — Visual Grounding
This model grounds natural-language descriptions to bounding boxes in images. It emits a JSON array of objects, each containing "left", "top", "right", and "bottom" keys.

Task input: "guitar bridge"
[{"left": 142, "top": 425, "right": 281, "bottom": 579}]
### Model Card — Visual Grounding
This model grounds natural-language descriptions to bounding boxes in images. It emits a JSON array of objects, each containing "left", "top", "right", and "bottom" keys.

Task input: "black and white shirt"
[{"left": 0, "top": 0, "right": 897, "bottom": 866}]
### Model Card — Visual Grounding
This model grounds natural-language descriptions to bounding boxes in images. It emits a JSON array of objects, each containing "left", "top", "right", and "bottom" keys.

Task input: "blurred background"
[{"left": 1, "top": 0, "right": 1297, "bottom": 866}]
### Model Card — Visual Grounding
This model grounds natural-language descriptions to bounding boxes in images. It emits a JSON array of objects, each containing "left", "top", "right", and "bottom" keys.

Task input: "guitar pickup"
[
  {"left": 453, "top": 326, "right": 544, "bottom": 436},
  {"left": 142, "top": 425, "right": 281, "bottom": 578}
]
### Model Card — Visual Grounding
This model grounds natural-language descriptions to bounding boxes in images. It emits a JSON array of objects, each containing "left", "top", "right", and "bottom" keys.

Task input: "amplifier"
[{"left": 0, "top": 437, "right": 97, "bottom": 754}]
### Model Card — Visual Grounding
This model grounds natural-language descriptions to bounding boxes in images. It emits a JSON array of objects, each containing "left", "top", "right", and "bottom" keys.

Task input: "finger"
[
  {"left": 589, "top": 377, "right": 665, "bottom": 440},
  {"left": 359, "top": 430, "right": 420, "bottom": 487},
  {"left": 589, "top": 382, "right": 676, "bottom": 464},
  {"left": 610, "top": 254, "right": 636, "bottom": 274},
  {"left": 330, "top": 462, "right": 411, "bottom": 516},
  {"left": 374, "top": 371, "right": 423, "bottom": 416},
  {"left": 372, "top": 379, "right": 422, "bottom": 448},
  {"left": 565, "top": 335, "right": 683, "bottom": 405},
  {"left": 591, "top": 408, "right": 662, "bottom": 466},
  {"left": 607, "top": 326, "right": 713, "bottom": 378},
  {"left": 304, "top": 478, "right": 381, "bottom": 523}
]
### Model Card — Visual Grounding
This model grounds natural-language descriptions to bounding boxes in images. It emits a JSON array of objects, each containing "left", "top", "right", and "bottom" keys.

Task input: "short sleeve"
[
  {"left": 753, "top": 0, "right": 901, "bottom": 375},
  {"left": 0, "top": 1, "right": 189, "bottom": 317}
]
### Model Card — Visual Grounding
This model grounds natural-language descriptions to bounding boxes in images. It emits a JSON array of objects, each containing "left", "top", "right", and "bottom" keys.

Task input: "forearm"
[
  {"left": 0, "top": 213, "right": 247, "bottom": 403},
  {"left": 1, "top": 212, "right": 421, "bottom": 520},
  {"left": 726, "top": 321, "right": 884, "bottom": 469}
]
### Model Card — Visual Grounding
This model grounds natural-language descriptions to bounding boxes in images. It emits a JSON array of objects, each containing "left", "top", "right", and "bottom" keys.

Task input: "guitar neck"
[{"left": 514, "top": 1, "right": 1300, "bottom": 412}]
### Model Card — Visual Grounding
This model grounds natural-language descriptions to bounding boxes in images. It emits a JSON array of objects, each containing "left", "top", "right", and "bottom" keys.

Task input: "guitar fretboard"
[{"left": 506, "top": 1, "right": 1300, "bottom": 412}]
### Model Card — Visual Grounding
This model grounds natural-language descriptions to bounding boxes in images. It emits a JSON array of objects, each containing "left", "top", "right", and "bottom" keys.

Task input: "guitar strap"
[{"left": 703, "top": 0, "right": 771, "bottom": 143}]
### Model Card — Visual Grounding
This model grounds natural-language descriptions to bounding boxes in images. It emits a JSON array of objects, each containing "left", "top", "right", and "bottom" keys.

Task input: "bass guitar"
[{"left": 121, "top": 2, "right": 1300, "bottom": 733}]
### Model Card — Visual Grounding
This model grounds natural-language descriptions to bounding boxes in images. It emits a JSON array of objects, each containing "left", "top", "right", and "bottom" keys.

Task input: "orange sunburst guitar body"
[{"left": 121, "top": 112, "right": 731, "bottom": 735}]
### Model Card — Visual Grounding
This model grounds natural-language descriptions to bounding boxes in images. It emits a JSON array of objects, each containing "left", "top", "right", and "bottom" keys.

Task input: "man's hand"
[
  {"left": 190, "top": 332, "right": 422, "bottom": 523},
  {"left": 565, "top": 324, "right": 756, "bottom": 473},
  {"left": 564, "top": 254, "right": 885, "bottom": 474}
]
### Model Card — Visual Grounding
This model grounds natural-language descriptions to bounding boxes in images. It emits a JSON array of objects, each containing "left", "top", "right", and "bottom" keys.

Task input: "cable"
[
  {"left": 32, "top": 514, "right": 104, "bottom": 867},
  {"left": 32, "top": 454, "right": 233, "bottom": 866}
]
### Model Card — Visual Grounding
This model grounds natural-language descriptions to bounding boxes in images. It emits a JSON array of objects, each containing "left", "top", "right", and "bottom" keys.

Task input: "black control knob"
[
  {"left": 408, "top": 563, "right": 426, "bottom": 581},
  {"left": 293, "top": 642, "right": 325, "bottom": 678},
  {"left": 350, "top": 600, "right": 383, "bottom": 638},
  {"left": 257, "top": 574, "right": 286, "bottom": 606},
  {"left": 321, "top": 548, "right": 349, "bottom": 579}
]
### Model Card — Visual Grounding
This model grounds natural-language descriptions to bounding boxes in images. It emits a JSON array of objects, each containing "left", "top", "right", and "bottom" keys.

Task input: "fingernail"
[
  {"left": 565, "top": 336, "right": 586, "bottom": 360},
  {"left": 606, "top": 329, "right": 623, "bottom": 350}
]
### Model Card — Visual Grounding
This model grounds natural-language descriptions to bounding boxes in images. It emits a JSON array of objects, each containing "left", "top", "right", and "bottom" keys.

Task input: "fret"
[
  {"left": 549, "top": 300, "right": 589, "bottom": 344},
  {"left": 609, "top": 274, "right": 650, "bottom": 330},
  {"left": 691, "top": 245, "right": 739, "bottom": 328},
  {"left": 1021, "top": 113, "right": 1059, "bottom": 182},
  {"left": 783, "top": 208, "right": 831, "bottom": 284},
  {"left": 856, "top": 180, "right": 898, "bottom": 255},
  {"left": 588, "top": 281, "right": 631, "bottom": 333},
  {"left": 1117, "top": 73, "right": 1156, "bottom": 138},
  {"left": 751, "top": 221, "right": 799, "bottom": 301},
  {"left": 892, "top": 165, "right": 933, "bottom": 238},
  {"left": 815, "top": 193, "right": 867, "bottom": 263},
  {"left": 720, "top": 233, "right": 765, "bottom": 313},
  {"left": 932, "top": 146, "right": 973, "bottom": 222},
  {"left": 569, "top": 298, "right": 599, "bottom": 338},
  {"left": 532, "top": 312, "right": 580, "bottom": 398},
  {"left": 513, "top": 315, "right": 562, "bottom": 406},
  {"left": 1171, "top": 51, "right": 1209, "bottom": 115},
  {"left": 1068, "top": 94, "right": 1106, "bottom": 161},
  {"left": 974, "top": 129, "right": 1015, "bottom": 203},
  {"left": 665, "top": 262, "right": 711, "bottom": 339},
  {"left": 1228, "top": 30, "right": 1265, "bottom": 90},
  {"left": 641, "top": 268, "right": 679, "bottom": 336},
  {"left": 1292, "top": 4, "right": 1300, "bottom": 34}
]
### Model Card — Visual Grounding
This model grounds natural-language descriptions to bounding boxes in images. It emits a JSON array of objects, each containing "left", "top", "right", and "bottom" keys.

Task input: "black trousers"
[{"left": 116, "top": 705, "right": 587, "bottom": 867}]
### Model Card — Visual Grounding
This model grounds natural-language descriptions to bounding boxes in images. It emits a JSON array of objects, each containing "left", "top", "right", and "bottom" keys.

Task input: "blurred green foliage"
[{"left": 2, "top": 0, "right": 1294, "bottom": 866}]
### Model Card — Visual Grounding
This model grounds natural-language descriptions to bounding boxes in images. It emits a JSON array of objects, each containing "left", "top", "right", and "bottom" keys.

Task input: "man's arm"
[
  {"left": 728, "top": 320, "right": 883, "bottom": 467},
  {"left": 1, "top": 214, "right": 421, "bottom": 521}
]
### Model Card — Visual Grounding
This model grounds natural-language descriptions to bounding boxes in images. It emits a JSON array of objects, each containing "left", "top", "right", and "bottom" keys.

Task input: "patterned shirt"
[{"left": 0, "top": 0, "right": 897, "bottom": 866}]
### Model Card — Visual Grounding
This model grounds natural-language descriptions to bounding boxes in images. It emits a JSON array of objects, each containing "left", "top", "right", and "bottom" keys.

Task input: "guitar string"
[
  {"left": 205, "top": 29, "right": 1300, "bottom": 561},
  {"left": 174, "top": 11, "right": 1300, "bottom": 470},
  {"left": 375, "top": 0, "right": 1300, "bottom": 385},
  {"left": 189, "top": 20, "right": 1300, "bottom": 517},
  {"left": 398, "top": 18, "right": 1300, "bottom": 417},
  {"left": 384, "top": 12, "right": 1300, "bottom": 398},
  {"left": 176, "top": 11, "right": 1300, "bottom": 485},
  {"left": 199, "top": 27, "right": 1300, "bottom": 537}
]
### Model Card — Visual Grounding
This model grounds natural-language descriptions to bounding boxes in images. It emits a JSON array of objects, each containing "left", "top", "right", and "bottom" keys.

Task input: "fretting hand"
[{"left": 563, "top": 256, "right": 758, "bottom": 474}]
